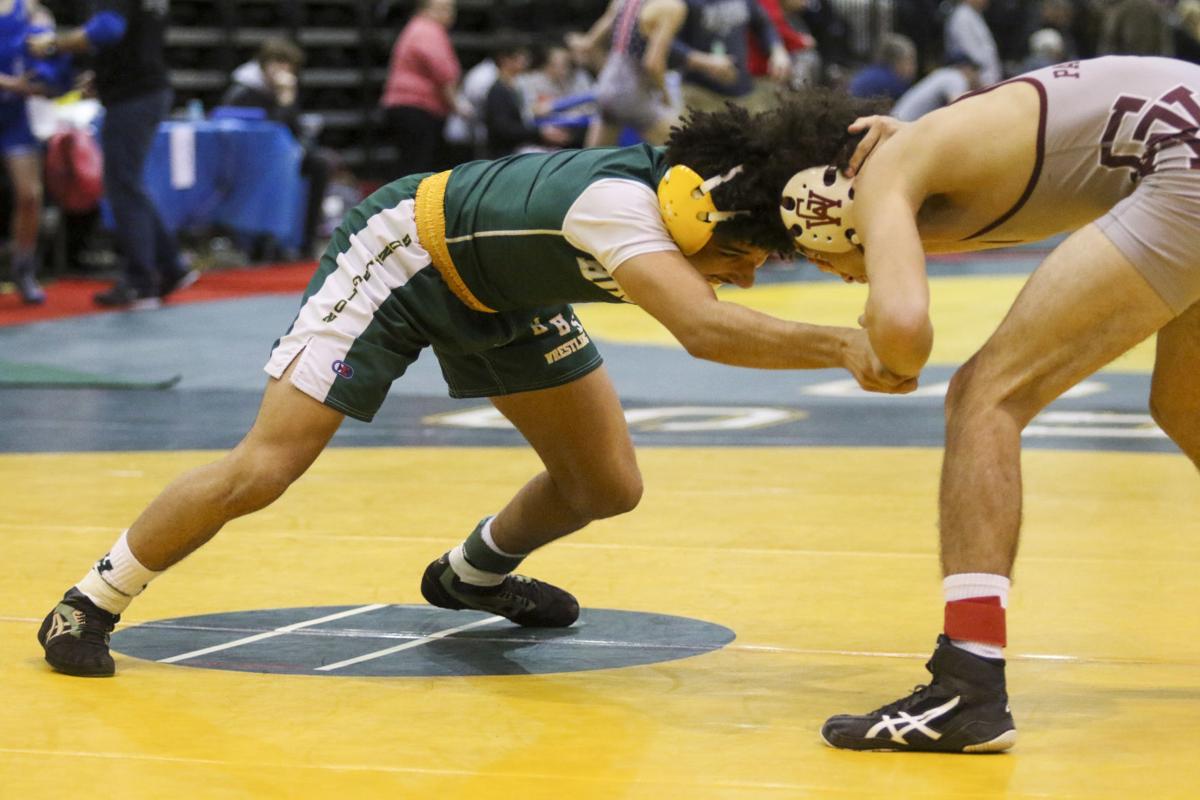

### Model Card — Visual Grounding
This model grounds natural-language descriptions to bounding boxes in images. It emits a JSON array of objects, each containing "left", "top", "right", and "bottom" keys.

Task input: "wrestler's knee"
[
  {"left": 1149, "top": 389, "right": 1200, "bottom": 456},
  {"left": 945, "top": 354, "right": 1041, "bottom": 430},
  {"left": 217, "top": 443, "right": 308, "bottom": 517},
  {"left": 558, "top": 463, "right": 644, "bottom": 521},
  {"left": 945, "top": 357, "right": 994, "bottom": 421}
]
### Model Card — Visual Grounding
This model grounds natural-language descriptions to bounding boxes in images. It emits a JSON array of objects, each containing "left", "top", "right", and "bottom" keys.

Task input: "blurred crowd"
[
  {"left": 5, "top": 0, "right": 1200, "bottom": 309},
  {"left": 381, "top": 0, "right": 1200, "bottom": 170}
]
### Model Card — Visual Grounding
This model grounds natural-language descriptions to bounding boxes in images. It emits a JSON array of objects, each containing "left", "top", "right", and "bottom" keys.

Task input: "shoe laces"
[
  {"left": 495, "top": 576, "right": 541, "bottom": 610},
  {"left": 868, "top": 683, "right": 937, "bottom": 717},
  {"left": 68, "top": 604, "right": 117, "bottom": 645}
]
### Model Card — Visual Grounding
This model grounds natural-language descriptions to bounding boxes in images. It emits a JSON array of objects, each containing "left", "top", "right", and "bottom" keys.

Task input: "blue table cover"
[{"left": 105, "top": 118, "right": 306, "bottom": 249}]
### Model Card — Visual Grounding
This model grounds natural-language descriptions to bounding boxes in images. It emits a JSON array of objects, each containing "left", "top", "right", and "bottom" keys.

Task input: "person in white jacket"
[
  {"left": 890, "top": 51, "right": 982, "bottom": 121},
  {"left": 943, "top": 0, "right": 1001, "bottom": 85}
]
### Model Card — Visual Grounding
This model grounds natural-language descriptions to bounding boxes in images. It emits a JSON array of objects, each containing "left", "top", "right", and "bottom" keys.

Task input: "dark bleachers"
[{"left": 161, "top": 0, "right": 608, "bottom": 178}]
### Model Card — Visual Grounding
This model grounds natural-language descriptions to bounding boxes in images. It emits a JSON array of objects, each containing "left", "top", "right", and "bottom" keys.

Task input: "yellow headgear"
[{"left": 657, "top": 164, "right": 746, "bottom": 256}]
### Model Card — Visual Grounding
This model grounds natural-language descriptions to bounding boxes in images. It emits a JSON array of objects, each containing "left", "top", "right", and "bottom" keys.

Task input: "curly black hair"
[{"left": 665, "top": 87, "right": 890, "bottom": 255}]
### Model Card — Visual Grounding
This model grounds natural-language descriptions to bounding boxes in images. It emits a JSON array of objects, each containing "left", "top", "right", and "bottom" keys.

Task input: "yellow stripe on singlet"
[{"left": 414, "top": 170, "right": 497, "bottom": 313}]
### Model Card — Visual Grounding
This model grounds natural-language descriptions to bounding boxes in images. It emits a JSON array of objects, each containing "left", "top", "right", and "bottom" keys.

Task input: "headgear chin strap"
[
  {"left": 657, "top": 164, "right": 747, "bottom": 256},
  {"left": 779, "top": 165, "right": 861, "bottom": 254}
]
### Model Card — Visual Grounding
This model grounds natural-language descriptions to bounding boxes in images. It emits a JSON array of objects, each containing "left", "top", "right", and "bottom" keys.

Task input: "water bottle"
[{"left": 186, "top": 98, "right": 204, "bottom": 122}]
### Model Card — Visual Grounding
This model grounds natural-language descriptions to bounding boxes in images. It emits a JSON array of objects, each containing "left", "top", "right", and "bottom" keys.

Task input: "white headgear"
[{"left": 779, "top": 165, "right": 860, "bottom": 254}]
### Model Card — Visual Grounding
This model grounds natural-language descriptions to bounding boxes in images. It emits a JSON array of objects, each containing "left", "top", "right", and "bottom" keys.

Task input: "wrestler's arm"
[
  {"left": 561, "top": 179, "right": 910, "bottom": 389},
  {"left": 852, "top": 123, "right": 943, "bottom": 378},
  {"left": 855, "top": 109, "right": 986, "bottom": 377},
  {"left": 614, "top": 251, "right": 914, "bottom": 392}
]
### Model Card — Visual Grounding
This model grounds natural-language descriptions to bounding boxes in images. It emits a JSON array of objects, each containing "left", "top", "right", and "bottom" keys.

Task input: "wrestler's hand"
[
  {"left": 845, "top": 115, "right": 906, "bottom": 177},
  {"left": 842, "top": 328, "right": 919, "bottom": 394}
]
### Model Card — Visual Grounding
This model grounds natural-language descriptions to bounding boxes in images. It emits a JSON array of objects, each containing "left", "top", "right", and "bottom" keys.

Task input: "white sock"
[
  {"left": 448, "top": 544, "right": 505, "bottom": 587},
  {"left": 75, "top": 531, "right": 163, "bottom": 614},
  {"left": 944, "top": 572, "right": 1010, "bottom": 660}
]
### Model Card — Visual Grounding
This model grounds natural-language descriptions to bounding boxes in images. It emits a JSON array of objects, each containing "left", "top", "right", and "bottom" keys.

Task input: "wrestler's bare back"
[{"left": 861, "top": 81, "right": 1044, "bottom": 254}]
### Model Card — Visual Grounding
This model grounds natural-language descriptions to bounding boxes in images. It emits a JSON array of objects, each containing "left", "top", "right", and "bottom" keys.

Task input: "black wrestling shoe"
[
  {"left": 159, "top": 268, "right": 200, "bottom": 299},
  {"left": 37, "top": 588, "right": 120, "bottom": 677},
  {"left": 93, "top": 283, "right": 161, "bottom": 310},
  {"left": 420, "top": 553, "right": 579, "bottom": 627},
  {"left": 821, "top": 635, "right": 1016, "bottom": 753}
]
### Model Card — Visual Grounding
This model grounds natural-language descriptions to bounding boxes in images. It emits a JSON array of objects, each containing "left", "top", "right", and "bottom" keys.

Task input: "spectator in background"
[
  {"left": 483, "top": 43, "right": 571, "bottom": 159},
  {"left": 794, "top": 0, "right": 854, "bottom": 82},
  {"left": 894, "top": 0, "right": 943, "bottom": 75},
  {"left": 982, "top": 0, "right": 1027, "bottom": 66},
  {"left": 222, "top": 37, "right": 335, "bottom": 256},
  {"left": 1098, "top": 0, "right": 1173, "bottom": 56},
  {"left": 517, "top": 45, "right": 594, "bottom": 148},
  {"left": 773, "top": 0, "right": 823, "bottom": 85},
  {"left": 848, "top": 32, "right": 917, "bottom": 101},
  {"left": 223, "top": 38, "right": 304, "bottom": 118},
  {"left": 1019, "top": 27, "right": 1066, "bottom": 72},
  {"left": 1072, "top": 0, "right": 1106, "bottom": 57},
  {"left": 29, "top": 0, "right": 194, "bottom": 309},
  {"left": 674, "top": 0, "right": 790, "bottom": 114},
  {"left": 379, "top": 0, "right": 460, "bottom": 174},
  {"left": 1025, "top": 0, "right": 1079, "bottom": 61},
  {"left": 1174, "top": 0, "right": 1200, "bottom": 64},
  {"left": 1, "top": 0, "right": 70, "bottom": 304},
  {"left": 747, "top": 0, "right": 816, "bottom": 92},
  {"left": 443, "top": 54, "right": 498, "bottom": 161},
  {"left": 570, "top": 0, "right": 692, "bottom": 147},
  {"left": 944, "top": 0, "right": 1002, "bottom": 85},
  {"left": 891, "top": 51, "right": 982, "bottom": 121},
  {"left": 563, "top": 27, "right": 605, "bottom": 77},
  {"left": 519, "top": 45, "right": 594, "bottom": 115}
]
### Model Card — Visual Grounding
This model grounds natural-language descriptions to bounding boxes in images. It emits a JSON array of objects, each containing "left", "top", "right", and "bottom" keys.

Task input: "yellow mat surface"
[{"left": 3, "top": 447, "right": 1197, "bottom": 798}]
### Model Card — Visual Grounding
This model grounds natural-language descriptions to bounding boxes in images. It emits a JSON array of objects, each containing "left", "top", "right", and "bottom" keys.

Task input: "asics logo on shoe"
[
  {"left": 44, "top": 611, "right": 72, "bottom": 642},
  {"left": 865, "top": 696, "right": 961, "bottom": 745}
]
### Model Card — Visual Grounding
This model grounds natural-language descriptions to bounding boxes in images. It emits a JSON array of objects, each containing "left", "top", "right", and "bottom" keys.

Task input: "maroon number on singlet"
[{"left": 1100, "top": 85, "right": 1200, "bottom": 175}]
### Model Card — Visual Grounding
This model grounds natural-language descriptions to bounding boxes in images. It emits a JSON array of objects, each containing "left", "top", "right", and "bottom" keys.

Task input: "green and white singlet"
[{"left": 265, "top": 145, "right": 680, "bottom": 421}]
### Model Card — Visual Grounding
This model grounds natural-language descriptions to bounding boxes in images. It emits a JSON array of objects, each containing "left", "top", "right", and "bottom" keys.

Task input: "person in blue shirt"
[
  {"left": 29, "top": 0, "right": 195, "bottom": 309},
  {"left": 0, "top": 0, "right": 69, "bottom": 304},
  {"left": 848, "top": 33, "right": 917, "bottom": 102}
]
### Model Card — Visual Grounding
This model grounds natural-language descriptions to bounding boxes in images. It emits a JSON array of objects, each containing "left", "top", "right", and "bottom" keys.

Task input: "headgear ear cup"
[
  {"left": 657, "top": 164, "right": 747, "bottom": 255},
  {"left": 779, "top": 165, "right": 858, "bottom": 254}
]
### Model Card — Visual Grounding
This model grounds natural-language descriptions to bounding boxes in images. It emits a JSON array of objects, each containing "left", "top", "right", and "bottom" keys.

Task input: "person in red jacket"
[
  {"left": 746, "top": 0, "right": 814, "bottom": 98},
  {"left": 379, "top": 0, "right": 461, "bottom": 174}
]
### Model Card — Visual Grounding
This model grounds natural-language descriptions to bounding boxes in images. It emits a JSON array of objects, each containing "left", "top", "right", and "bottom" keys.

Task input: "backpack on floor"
[{"left": 45, "top": 128, "right": 104, "bottom": 214}]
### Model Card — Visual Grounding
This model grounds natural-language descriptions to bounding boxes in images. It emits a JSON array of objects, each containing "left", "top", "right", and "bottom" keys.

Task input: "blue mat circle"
[{"left": 111, "top": 605, "right": 736, "bottom": 677}]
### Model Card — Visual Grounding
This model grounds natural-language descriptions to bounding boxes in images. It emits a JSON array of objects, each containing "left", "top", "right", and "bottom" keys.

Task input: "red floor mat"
[{"left": 0, "top": 261, "right": 316, "bottom": 327}]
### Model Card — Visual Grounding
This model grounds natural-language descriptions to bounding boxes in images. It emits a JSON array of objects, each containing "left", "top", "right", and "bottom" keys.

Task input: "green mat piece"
[{"left": 0, "top": 360, "right": 181, "bottom": 390}]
